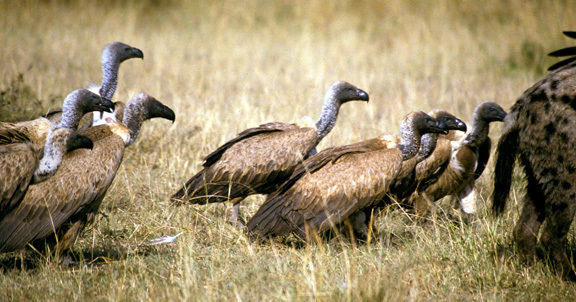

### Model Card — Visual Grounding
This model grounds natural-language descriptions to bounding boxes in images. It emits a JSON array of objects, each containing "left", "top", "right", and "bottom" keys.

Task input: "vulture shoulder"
[
  {"left": 204, "top": 122, "right": 309, "bottom": 166},
  {"left": 203, "top": 122, "right": 318, "bottom": 182},
  {"left": 0, "top": 118, "right": 54, "bottom": 149},
  {"left": 412, "top": 137, "right": 453, "bottom": 189}
]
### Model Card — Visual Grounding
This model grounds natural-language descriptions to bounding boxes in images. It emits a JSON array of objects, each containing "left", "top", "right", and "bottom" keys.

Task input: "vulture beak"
[
  {"left": 96, "top": 97, "right": 115, "bottom": 113},
  {"left": 455, "top": 118, "right": 467, "bottom": 132}
]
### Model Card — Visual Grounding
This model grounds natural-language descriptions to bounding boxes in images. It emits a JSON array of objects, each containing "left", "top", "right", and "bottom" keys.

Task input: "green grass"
[{"left": 2, "top": 0, "right": 576, "bottom": 300}]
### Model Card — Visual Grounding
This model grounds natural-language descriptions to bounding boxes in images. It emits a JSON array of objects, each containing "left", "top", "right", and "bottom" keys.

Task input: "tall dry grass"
[{"left": 1, "top": 0, "right": 576, "bottom": 300}]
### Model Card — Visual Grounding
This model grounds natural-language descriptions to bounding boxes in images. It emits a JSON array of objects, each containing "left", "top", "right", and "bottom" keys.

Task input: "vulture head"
[
  {"left": 102, "top": 42, "right": 144, "bottom": 64},
  {"left": 123, "top": 93, "right": 176, "bottom": 146},
  {"left": 59, "top": 89, "right": 114, "bottom": 128},
  {"left": 428, "top": 110, "right": 467, "bottom": 133},
  {"left": 410, "top": 111, "right": 449, "bottom": 136},
  {"left": 329, "top": 81, "right": 370, "bottom": 104},
  {"left": 475, "top": 101, "right": 508, "bottom": 123}
]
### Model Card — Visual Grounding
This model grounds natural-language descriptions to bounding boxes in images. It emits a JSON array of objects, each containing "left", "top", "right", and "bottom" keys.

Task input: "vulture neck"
[
  {"left": 122, "top": 104, "right": 143, "bottom": 146},
  {"left": 58, "top": 99, "right": 84, "bottom": 130},
  {"left": 315, "top": 89, "right": 342, "bottom": 142},
  {"left": 99, "top": 56, "right": 120, "bottom": 100},
  {"left": 462, "top": 113, "right": 488, "bottom": 148},
  {"left": 416, "top": 133, "right": 439, "bottom": 162},
  {"left": 34, "top": 128, "right": 72, "bottom": 183},
  {"left": 398, "top": 124, "right": 421, "bottom": 161}
]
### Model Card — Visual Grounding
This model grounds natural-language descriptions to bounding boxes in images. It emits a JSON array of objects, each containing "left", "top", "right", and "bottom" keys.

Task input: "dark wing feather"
[
  {"left": 172, "top": 124, "right": 318, "bottom": 203},
  {"left": 247, "top": 142, "right": 402, "bottom": 238},
  {"left": 0, "top": 132, "right": 125, "bottom": 253},
  {"left": 203, "top": 122, "right": 297, "bottom": 167},
  {"left": 278, "top": 137, "right": 387, "bottom": 195},
  {"left": 0, "top": 143, "right": 39, "bottom": 216}
]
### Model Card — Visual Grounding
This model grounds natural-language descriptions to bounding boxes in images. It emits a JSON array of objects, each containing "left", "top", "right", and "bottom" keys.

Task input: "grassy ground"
[{"left": 2, "top": 0, "right": 576, "bottom": 300}]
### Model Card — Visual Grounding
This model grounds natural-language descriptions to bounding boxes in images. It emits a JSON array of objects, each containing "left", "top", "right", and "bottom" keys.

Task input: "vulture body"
[
  {"left": 399, "top": 110, "right": 467, "bottom": 212},
  {"left": 45, "top": 42, "right": 143, "bottom": 129},
  {"left": 412, "top": 101, "right": 507, "bottom": 215},
  {"left": 0, "top": 89, "right": 113, "bottom": 217},
  {"left": 246, "top": 111, "right": 448, "bottom": 240},
  {"left": 171, "top": 81, "right": 369, "bottom": 224},
  {"left": 0, "top": 93, "right": 174, "bottom": 254}
]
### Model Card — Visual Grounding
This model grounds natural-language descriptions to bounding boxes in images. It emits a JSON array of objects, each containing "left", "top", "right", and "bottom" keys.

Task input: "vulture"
[
  {"left": 0, "top": 93, "right": 175, "bottom": 254},
  {"left": 0, "top": 89, "right": 113, "bottom": 216},
  {"left": 45, "top": 42, "right": 143, "bottom": 129},
  {"left": 399, "top": 110, "right": 467, "bottom": 212},
  {"left": 412, "top": 101, "right": 507, "bottom": 215},
  {"left": 171, "top": 81, "right": 369, "bottom": 224},
  {"left": 246, "top": 111, "right": 449, "bottom": 241}
]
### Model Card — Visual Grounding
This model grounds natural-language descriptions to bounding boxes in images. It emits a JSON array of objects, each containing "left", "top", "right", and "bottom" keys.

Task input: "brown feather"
[
  {"left": 0, "top": 93, "right": 173, "bottom": 253},
  {"left": 171, "top": 123, "right": 318, "bottom": 204},
  {"left": 246, "top": 135, "right": 402, "bottom": 238},
  {"left": 0, "top": 123, "right": 127, "bottom": 253}
]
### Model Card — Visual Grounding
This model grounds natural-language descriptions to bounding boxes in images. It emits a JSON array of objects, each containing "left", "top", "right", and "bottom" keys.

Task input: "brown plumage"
[
  {"left": 492, "top": 31, "right": 576, "bottom": 280},
  {"left": 0, "top": 89, "right": 112, "bottom": 217},
  {"left": 400, "top": 110, "right": 467, "bottom": 212},
  {"left": 171, "top": 81, "right": 369, "bottom": 224},
  {"left": 385, "top": 110, "right": 467, "bottom": 206},
  {"left": 246, "top": 111, "right": 448, "bottom": 240},
  {"left": 0, "top": 93, "right": 174, "bottom": 254},
  {"left": 411, "top": 101, "right": 506, "bottom": 216}
]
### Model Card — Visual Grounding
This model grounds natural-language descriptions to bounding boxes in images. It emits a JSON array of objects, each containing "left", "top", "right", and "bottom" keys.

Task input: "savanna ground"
[{"left": 1, "top": 0, "right": 576, "bottom": 300}]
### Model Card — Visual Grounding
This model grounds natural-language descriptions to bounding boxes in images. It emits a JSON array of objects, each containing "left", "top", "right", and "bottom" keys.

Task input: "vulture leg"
[
  {"left": 228, "top": 197, "right": 245, "bottom": 227},
  {"left": 457, "top": 180, "right": 477, "bottom": 214}
]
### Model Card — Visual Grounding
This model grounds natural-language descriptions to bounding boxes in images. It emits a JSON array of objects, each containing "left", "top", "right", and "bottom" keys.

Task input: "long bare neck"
[
  {"left": 315, "top": 89, "right": 341, "bottom": 142},
  {"left": 59, "top": 100, "right": 83, "bottom": 130},
  {"left": 416, "top": 133, "right": 438, "bottom": 162},
  {"left": 462, "top": 113, "right": 489, "bottom": 148},
  {"left": 122, "top": 104, "right": 143, "bottom": 146},
  {"left": 100, "top": 57, "right": 120, "bottom": 100},
  {"left": 34, "top": 128, "right": 72, "bottom": 183},
  {"left": 398, "top": 124, "right": 421, "bottom": 161}
]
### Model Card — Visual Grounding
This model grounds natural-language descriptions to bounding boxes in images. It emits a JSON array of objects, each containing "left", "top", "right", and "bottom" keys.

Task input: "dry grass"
[{"left": 2, "top": 0, "right": 576, "bottom": 300}]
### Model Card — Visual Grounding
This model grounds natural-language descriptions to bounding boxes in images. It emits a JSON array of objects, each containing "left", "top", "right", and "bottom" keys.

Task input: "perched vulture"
[
  {"left": 171, "top": 81, "right": 369, "bottom": 224},
  {"left": 0, "top": 93, "right": 175, "bottom": 254},
  {"left": 246, "top": 111, "right": 448, "bottom": 240},
  {"left": 45, "top": 42, "right": 143, "bottom": 129},
  {"left": 0, "top": 89, "right": 113, "bottom": 216},
  {"left": 412, "top": 101, "right": 507, "bottom": 215}
]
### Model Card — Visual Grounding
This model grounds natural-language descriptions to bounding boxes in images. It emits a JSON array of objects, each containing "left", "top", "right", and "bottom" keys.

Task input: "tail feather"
[
  {"left": 492, "top": 115, "right": 520, "bottom": 215},
  {"left": 247, "top": 192, "right": 298, "bottom": 238},
  {"left": 170, "top": 170, "right": 235, "bottom": 204}
]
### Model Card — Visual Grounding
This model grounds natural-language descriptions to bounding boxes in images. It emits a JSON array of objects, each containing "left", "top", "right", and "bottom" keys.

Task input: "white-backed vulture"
[
  {"left": 399, "top": 110, "right": 467, "bottom": 212},
  {"left": 0, "top": 93, "right": 175, "bottom": 254},
  {"left": 412, "top": 101, "right": 507, "bottom": 216},
  {"left": 171, "top": 81, "right": 369, "bottom": 224},
  {"left": 492, "top": 31, "right": 576, "bottom": 280},
  {"left": 0, "top": 89, "right": 113, "bottom": 216},
  {"left": 246, "top": 111, "right": 449, "bottom": 241},
  {"left": 45, "top": 42, "right": 143, "bottom": 129}
]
